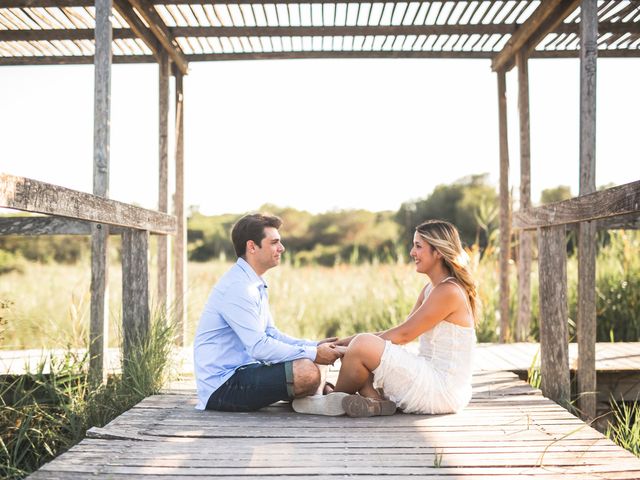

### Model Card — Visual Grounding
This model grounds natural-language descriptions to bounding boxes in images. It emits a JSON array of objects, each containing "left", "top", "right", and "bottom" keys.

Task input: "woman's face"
[{"left": 410, "top": 232, "right": 439, "bottom": 274}]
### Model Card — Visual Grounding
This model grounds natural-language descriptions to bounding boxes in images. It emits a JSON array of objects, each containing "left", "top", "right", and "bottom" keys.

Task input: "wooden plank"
[
  {"left": 497, "top": 68, "right": 511, "bottom": 343},
  {"left": 125, "top": 0, "right": 188, "bottom": 74},
  {"left": 492, "top": 0, "right": 581, "bottom": 72},
  {"left": 516, "top": 50, "right": 533, "bottom": 342},
  {"left": 157, "top": 51, "right": 170, "bottom": 316},
  {"left": 0, "top": 173, "right": 177, "bottom": 234},
  {"left": 577, "top": 0, "right": 598, "bottom": 423},
  {"left": 121, "top": 228, "right": 150, "bottom": 358},
  {"left": 513, "top": 180, "right": 640, "bottom": 230},
  {"left": 89, "top": 0, "right": 112, "bottom": 387},
  {"left": 0, "top": 216, "right": 93, "bottom": 235},
  {"left": 173, "top": 71, "right": 186, "bottom": 346},
  {"left": 0, "top": 216, "right": 165, "bottom": 235},
  {"left": 538, "top": 225, "right": 570, "bottom": 408}
]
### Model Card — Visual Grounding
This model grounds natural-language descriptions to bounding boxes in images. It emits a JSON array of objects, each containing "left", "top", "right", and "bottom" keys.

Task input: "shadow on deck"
[{"left": 28, "top": 370, "right": 640, "bottom": 479}]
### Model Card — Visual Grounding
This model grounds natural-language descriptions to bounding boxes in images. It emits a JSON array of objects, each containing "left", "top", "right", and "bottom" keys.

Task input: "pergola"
[{"left": 1, "top": 0, "right": 639, "bottom": 422}]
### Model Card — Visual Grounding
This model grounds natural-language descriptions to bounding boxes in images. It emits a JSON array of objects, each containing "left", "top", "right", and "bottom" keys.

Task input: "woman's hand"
[
  {"left": 334, "top": 335, "right": 355, "bottom": 347},
  {"left": 317, "top": 336, "right": 339, "bottom": 345}
]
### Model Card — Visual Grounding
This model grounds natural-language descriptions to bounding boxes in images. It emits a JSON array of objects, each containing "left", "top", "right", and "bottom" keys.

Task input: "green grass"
[
  {"left": 607, "top": 399, "right": 640, "bottom": 458},
  {"left": 0, "top": 315, "right": 175, "bottom": 479},
  {"left": 2, "top": 231, "right": 639, "bottom": 349}
]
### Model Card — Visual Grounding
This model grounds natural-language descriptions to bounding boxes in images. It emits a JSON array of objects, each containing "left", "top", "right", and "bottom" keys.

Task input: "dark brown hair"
[{"left": 231, "top": 213, "right": 283, "bottom": 258}]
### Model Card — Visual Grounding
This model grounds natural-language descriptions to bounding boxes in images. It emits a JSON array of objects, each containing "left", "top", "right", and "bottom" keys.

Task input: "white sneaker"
[{"left": 292, "top": 392, "right": 349, "bottom": 416}]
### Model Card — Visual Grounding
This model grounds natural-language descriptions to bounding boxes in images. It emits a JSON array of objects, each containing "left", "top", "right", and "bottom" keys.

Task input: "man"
[{"left": 194, "top": 213, "right": 342, "bottom": 412}]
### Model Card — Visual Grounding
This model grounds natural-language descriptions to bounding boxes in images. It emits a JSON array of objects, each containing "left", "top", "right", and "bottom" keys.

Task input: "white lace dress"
[{"left": 372, "top": 282, "right": 476, "bottom": 414}]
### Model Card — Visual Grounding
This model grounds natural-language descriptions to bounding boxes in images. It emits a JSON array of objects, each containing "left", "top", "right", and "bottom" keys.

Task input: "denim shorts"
[{"left": 205, "top": 361, "right": 294, "bottom": 412}]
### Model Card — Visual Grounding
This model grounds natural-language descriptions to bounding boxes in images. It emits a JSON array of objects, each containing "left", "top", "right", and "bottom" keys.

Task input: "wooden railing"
[
  {"left": 512, "top": 180, "right": 640, "bottom": 410},
  {"left": 0, "top": 173, "right": 176, "bottom": 381}
]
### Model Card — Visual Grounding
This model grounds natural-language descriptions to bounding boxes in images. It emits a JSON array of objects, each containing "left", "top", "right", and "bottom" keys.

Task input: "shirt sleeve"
[
  {"left": 219, "top": 284, "right": 317, "bottom": 364},
  {"left": 266, "top": 324, "right": 318, "bottom": 347}
]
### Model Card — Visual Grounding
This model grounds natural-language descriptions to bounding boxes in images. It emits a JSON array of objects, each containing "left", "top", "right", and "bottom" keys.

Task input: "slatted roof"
[{"left": 0, "top": 0, "right": 639, "bottom": 68}]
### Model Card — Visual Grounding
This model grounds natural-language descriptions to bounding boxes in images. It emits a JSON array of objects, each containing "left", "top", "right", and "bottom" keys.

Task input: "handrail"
[
  {"left": 0, "top": 173, "right": 176, "bottom": 235},
  {"left": 513, "top": 180, "right": 640, "bottom": 230}
]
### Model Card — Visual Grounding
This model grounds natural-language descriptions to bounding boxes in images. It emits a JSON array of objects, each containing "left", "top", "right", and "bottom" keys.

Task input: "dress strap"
[{"left": 440, "top": 277, "right": 473, "bottom": 317}]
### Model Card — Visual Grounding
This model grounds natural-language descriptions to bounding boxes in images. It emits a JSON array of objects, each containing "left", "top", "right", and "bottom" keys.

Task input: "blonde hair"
[{"left": 416, "top": 220, "right": 480, "bottom": 325}]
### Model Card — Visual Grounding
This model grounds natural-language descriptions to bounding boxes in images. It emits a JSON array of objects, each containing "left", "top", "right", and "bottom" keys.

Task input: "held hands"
[
  {"left": 317, "top": 337, "right": 339, "bottom": 345},
  {"left": 314, "top": 343, "right": 344, "bottom": 365}
]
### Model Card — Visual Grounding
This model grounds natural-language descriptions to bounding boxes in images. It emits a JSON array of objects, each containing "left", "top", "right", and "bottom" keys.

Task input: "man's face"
[{"left": 253, "top": 227, "right": 285, "bottom": 272}]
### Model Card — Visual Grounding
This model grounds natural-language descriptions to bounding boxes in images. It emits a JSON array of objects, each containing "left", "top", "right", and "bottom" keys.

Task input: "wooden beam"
[
  {"left": 90, "top": 0, "right": 112, "bottom": 388},
  {"left": 121, "top": 228, "right": 150, "bottom": 362},
  {"left": 597, "top": 212, "right": 640, "bottom": 230},
  {"left": 173, "top": 71, "right": 186, "bottom": 346},
  {"left": 577, "top": 0, "right": 598, "bottom": 423},
  {"left": 1, "top": 22, "right": 637, "bottom": 43},
  {"left": 513, "top": 180, "right": 640, "bottom": 230},
  {"left": 0, "top": 174, "right": 177, "bottom": 234},
  {"left": 125, "top": 0, "right": 188, "bottom": 74},
  {"left": 112, "top": 0, "right": 161, "bottom": 61},
  {"left": 0, "top": 217, "right": 94, "bottom": 235},
  {"left": 497, "top": 69, "right": 511, "bottom": 343},
  {"left": 515, "top": 51, "right": 532, "bottom": 343},
  {"left": 0, "top": 216, "right": 167, "bottom": 235},
  {"left": 538, "top": 224, "right": 570, "bottom": 408},
  {"left": 169, "top": 24, "right": 520, "bottom": 37},
  {"left": 492, "top": 0, "right": 581, "bottom": 72},
  {"left": 2, "top": 48, "right": 640, "bottom": 67},
  {"left": 157, "top": 51, "right": 170, "bottom": 316}
]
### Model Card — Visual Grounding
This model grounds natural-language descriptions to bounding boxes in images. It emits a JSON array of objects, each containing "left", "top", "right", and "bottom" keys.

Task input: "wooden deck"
[
  {"left": 28, "top": 369, "right": 640, "bottom": 479},
  {"left": 5, "top": 342, "right": 640, "bottom": 375}
]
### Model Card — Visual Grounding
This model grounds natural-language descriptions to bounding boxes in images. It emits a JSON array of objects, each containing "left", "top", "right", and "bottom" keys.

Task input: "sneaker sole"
[
  {"left": 342, "top": 395, "right": 397, "bottom": 417},
  {"left": 292, "top": 392, "right": 349, "bottom": 416}
]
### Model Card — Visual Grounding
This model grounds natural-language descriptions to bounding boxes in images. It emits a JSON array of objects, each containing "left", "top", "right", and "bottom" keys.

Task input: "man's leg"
[
  {"left": 291, "top": 359, "right": 321, "bottom": 397},
  {"left": 206, "top": 362, "right": 296, "bottom": 412}
]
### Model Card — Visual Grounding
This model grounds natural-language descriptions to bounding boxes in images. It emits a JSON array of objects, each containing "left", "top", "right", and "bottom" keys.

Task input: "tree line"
[{"left": 0, "top": 174, "right": 577, "bottom": 268}]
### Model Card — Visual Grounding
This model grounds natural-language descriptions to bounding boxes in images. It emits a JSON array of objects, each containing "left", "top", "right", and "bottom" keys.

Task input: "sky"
[{"left": 1, "top": 56, "right": 639, "bottom": 216}]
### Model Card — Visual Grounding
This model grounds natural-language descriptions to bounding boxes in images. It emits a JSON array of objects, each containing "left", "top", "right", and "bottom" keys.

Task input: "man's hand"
[
  {"left": 315, "top": 343, "right": 343, "bottom": 365},
  {"left": 317, "top": 336, "right": 339, "bottom": 345}
]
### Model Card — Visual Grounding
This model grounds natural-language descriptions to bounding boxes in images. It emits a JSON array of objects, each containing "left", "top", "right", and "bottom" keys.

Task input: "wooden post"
[
  {"left": 121, "top": 229, "right": 150, "bottom": 360},
  {"left": 516, "top": 52, "right": 532, "bottom": 342},
  {"left": 174, "top": 71, "right": 186, "bottom": 345},
  {"left": 89, "top": 0, "right": 112, "bottom": 386},
  {"left": 538, "top": 225, "right": 570, "bottom": 408},
  {"left": 497, "top": 69, "right": 511, "bottom": 343},
  {"left": 157, "top": 52, "right": 170, "bottom": 318},
  {"left": 577, "top": 0, "right": 598, "bottom": 421}
]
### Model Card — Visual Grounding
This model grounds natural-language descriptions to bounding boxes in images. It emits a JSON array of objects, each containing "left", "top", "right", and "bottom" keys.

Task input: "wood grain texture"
[
  {"left": 157, "top": 51, "right": 170, "bottom": 315},
  {"left": 513, "top": 180, "right": 640, "bottom": 230},
  {"left": 576, "top": 0, "right": 598, "bottom": 423},
  {"left": 121, "top": 229, "right": 150, "bottom": 357},
  {"left": 497, "top": 69, "right": 511, "bottom": 343},
  {"left": 27, "top": 370, "right": 640, "bottom": 478},
  {"left": 173, "top": 72, "right": 186, "bottom": 346},
  {"left": 90, "top": 0, "right": 112, "bottom": 387},
  {"left": 0, "top": 174, "right": 177, "bottom": 234},
  {"left": 538, "top": 225, "right": 570, "bottom": 408},
  {"left": 516, "top": 51, "right": 532, "bottom": 342}
]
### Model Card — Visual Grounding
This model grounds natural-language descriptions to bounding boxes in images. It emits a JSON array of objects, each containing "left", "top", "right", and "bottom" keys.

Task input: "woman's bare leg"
[{"left": 334, "top": 333, "right": 386, "bottom": 398}]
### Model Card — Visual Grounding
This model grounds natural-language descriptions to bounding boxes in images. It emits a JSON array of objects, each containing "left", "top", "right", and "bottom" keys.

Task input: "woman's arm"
[
  {"left": 380, "top": 284, "right": 461, "bottom": 345},
  {"left": 407, "top": 284, "right": 429, "bottom": 317}
]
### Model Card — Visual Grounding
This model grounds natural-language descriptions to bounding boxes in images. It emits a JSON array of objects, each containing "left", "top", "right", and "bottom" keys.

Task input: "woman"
[{"left": 333, "top": 219, "right": 478, "bottom": 417}]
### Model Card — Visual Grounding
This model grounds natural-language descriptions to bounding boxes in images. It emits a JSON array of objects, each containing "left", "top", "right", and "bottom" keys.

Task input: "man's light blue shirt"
[{"left": 194, "top": 258, "right": 318, "bottom": 410}]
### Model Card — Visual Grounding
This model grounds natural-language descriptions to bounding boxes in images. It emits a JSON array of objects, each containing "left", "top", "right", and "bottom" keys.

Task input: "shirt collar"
[{"left": 236, "top": 257, "right": 268, "bottom": 289}]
